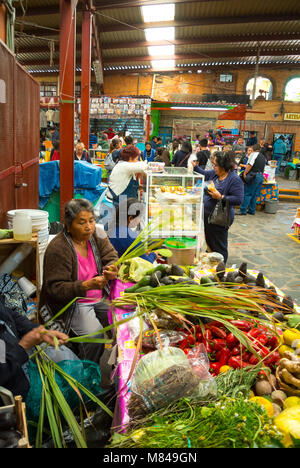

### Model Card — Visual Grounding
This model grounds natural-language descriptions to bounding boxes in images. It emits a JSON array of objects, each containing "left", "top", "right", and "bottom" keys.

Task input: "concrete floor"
[{"left": 227, "top": 194, "right": 300, "bottom": 305}]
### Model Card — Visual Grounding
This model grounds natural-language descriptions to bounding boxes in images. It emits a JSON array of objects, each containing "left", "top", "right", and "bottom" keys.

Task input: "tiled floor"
[{"left": 228, "top": 199, "right": 300, "bottom": 305}]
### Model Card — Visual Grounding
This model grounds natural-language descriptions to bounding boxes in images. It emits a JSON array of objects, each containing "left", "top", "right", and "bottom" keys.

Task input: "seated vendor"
[
  {"left": 0, "top": 295, "right": 68, "bottom": 400},
  {"left": 108, "top": 197, "right": 156, "bottom": 264},
  {"left": 39, "top": 198, "right": 119, "bottom": 363}
]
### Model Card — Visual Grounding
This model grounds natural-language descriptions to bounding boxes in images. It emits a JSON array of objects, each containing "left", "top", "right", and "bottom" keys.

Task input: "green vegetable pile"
[
  {"left": 109, "top": 394, "right": 283, "bottom": 449},
  {"left": 108, "top": 366, "right": 284, "bottom": 448}
]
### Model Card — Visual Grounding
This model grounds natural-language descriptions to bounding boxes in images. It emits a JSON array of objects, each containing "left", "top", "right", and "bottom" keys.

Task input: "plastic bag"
[
  {"left": 25, "top": 359, "right": 106, "bottom": 423},
  {"left": 185, "top": 344, "right": 217, "bottom": 397},
  {"left": 147, "top": 310, "right": 181, "bottom": 330},
  {"left": 135, "top": 329, "right": 187, "bottom": 351},
  {"left": 127, "top": 347, "right": 216, "bottom": 419},
  {"left": 118, "top": 258, "right": 153, "bottom": 283}
]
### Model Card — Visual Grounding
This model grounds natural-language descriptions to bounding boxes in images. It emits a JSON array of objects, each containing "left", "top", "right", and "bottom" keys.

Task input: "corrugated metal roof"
[
  {"left": 14, "top": 0, "right": 300, "bottom": 74},
  {"left": 175, "top": 0, "right": 300, "bottom": 19}
]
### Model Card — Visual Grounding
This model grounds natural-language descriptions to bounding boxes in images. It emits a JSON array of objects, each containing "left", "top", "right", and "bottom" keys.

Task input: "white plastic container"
[{"left": 12, "top": 211, "right": 32, "bottom": 241}]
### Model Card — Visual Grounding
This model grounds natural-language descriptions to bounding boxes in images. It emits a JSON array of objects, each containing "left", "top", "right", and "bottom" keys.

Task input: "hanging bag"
[{"left": 208, "top": 197, "right": 231, "bottom": 228}]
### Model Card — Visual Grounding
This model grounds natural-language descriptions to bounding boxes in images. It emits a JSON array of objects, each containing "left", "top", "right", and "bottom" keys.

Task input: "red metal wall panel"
[{"left": 0, "top": 40, "right": 40, "bottom": 227}]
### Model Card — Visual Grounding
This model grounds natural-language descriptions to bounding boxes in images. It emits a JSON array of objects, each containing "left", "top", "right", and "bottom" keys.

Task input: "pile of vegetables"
[
  {"left": 124, "top": 263, "right": 195, "bottom": 293},
  {"left": 108, "top": 366, "right": 284, "bottom": 448},
  {"left": 174, "top": 319, "right": 281, "bottom": 376},
  {"left": 200, "top": 261, "right": 297, "bottom": 324}
]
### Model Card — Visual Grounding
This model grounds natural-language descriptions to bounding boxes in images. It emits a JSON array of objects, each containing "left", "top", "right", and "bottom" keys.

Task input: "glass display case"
[{"left": 143, "top": 167, "right": 205, "bottom": 256}]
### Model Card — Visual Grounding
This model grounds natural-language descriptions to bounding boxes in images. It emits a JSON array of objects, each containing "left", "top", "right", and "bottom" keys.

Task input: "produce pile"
[{"left": 108, "top": 258, "right": 300, "bottom": 448}]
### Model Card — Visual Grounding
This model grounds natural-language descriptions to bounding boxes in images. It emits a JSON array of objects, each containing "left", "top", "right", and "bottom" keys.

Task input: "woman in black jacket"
[{"left": 172, "top": 140, "right": 192, "bottom": 168}]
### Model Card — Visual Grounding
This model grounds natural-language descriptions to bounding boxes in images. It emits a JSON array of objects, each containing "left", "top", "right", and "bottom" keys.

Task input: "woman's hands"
[
  {"left": 82, "top": 264, "right": 118, "bottom": 291},
  {"left": 103, "top": 264, "right": 118, "bottom": 281},
  {"left": 19, "top": 326, "right": 69, "bottom": 350},
  {"left": 208, "top": 188, "right": 223, "bottom": 200}
]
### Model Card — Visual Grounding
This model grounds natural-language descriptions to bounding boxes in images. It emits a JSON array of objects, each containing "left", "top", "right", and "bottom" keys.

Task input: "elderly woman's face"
[
  {"left": 68, "top": 210, "right": 95, "bottom": 242},
  {"left": 76, "top": 144, "right": 84, "bottom": 156}
]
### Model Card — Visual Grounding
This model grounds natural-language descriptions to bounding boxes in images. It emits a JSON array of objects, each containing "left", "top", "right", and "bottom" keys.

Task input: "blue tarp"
[{"left": 39, "top": 160, "right": 103, "bottom": 208}]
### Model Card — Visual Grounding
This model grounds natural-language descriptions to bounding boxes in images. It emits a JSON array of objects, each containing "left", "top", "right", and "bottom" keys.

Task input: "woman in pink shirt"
[{"left": 40, "top": 198, "right": 119, "bottom": 363}]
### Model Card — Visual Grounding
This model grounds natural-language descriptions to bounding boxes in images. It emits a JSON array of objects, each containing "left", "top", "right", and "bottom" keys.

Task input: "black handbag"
[
  {"left": 239, "top": 171, "right": 256, "bottom": 185},
  {"left": 208, "top": 197, "right": 231, "bottom": 228}
]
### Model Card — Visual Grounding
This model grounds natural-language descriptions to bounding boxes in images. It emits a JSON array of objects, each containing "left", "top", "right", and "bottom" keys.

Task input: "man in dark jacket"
[
  {"left": 0, "top": 296, "right": 68, "bottom": 399},
  {"left": 196, "top": 138, "right": 210, "bottom": 169}
]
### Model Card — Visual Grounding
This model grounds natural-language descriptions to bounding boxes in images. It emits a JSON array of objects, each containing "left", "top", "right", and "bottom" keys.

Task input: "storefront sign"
[{"left": 284, "top": 113, "right": 300, "bottom": 121}]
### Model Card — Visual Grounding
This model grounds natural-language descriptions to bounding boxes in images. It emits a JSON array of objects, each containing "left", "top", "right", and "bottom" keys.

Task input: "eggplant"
[
  {"left": 273, "top": 311, "right": 286, "bottom": 322},
  {"left": 225, "top": 271, "right": 236, "bottom": 283},
  {"left": 282, "top": 295, "right": 294, "bottom": 310},
  {"left": 267, "top": 285, "right": 279, "bottom": 302},
  {"left": 238, "top": 262, "right": 248, "bottom": 278},
  {"left": 0, "top": 412, "right": 17, "bottom": 431},
  {"left": 160, "top": 276, "right": 174, "bottom": 286},
  {"left": 169, "top": 264, "right": 185, "bottom": 277},
  {"left": 234, "top": 276, "right": 244, "bottom": 284},
  {"left": 256, "top": 272, "right": 266, "bottom": 288},
  {"left": 244, "top": 274, "right": 256, "bottom": 284},
  {"left": 215, "top": 261, "right": 226, "bottom": 281},
  {"left": 149, "top": 270, "right": 162, "bottom": 287}
]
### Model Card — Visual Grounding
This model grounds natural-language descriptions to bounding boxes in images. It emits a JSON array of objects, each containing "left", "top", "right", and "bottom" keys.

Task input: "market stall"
[{"left": 106, "top": 257, "right": 300, "bottom": 448}]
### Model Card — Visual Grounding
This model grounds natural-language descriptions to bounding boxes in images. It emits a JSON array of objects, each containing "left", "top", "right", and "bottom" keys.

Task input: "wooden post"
[
  {"left": 80, "top": 5, "right": 92, "bottom": 149},
  {"left": 59, "top": 0, "right": 76, "bottom": 221}
]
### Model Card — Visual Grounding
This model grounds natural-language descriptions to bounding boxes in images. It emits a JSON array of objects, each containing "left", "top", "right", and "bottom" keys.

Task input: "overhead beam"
[
  {"left": 20, "top": 46, "right": 300, "bottom": 67},
  {"left": 14, "top": 0, "right": 228, "bottom": 16},
  {"left": 27, "top": 62, "right": 300, "bottom": 78},
  {"left": 98, "top": 14, "right": 300, "bottom": 33},
  {"left": 17, "top": 32, "right": 300, "bottom": 54}
]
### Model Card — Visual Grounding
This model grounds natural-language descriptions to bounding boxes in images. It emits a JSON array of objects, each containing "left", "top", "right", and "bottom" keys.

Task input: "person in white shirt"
[
  {"left": 99, "top": 145, "right": 148, "bottom": 230},
  {"left": 106, "top": 145, "right": 147, "bottom": 205}
]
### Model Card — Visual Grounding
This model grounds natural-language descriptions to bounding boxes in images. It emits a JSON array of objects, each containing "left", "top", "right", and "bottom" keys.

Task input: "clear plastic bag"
[
  {"left": 135, "top": 329, "right": 187, "bottom": 351},
  {"left": 184, "top": 344, "right": 217, "bottom": 397},
  {"left": 127, "top": 346, "right": 217, "bottom": 419}
]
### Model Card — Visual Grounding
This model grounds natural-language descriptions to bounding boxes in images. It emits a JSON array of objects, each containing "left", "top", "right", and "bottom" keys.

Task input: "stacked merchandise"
[{"left": 77, "top": 96, "right": 151, "bottom": 141}]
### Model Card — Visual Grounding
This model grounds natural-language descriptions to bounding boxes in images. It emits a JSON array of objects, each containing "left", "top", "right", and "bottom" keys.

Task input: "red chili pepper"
[
  {"left": 249, "top": 354, "right": 259, "bottom": 365},
  {"left": 231, "top": 347, "right": 241, "bottom": 356},
  {"left": 206, "top": 321, "right": 224, "bottom": 328},
  {"left": 241, "top": 351, "right": 251, "bottom": 362},
  {"left": 203, "top": 329, "right": 213, "bottom": 353},
  {"left": 183, "top": 348, "right": 190, "bottom": 355},
  {"left": 251, "top": 341, "right": 270, "bottom": 357},
  {"left": 209, "top": 362, "right": 221, "bottom": 374},
  {"left": 228, "top": 356, "right": 249, "bottom": 369},
  {"left": 179, "top": 338, "right": 188, "bottom": 350},
  {"left": 211, "top": 338, "right": 227, "bottom": 351},
  {"left": 256, "top": 334, "right": 268, "bottom": 346},
  {"left": 209, "top": 325, "right": 227, "bottom": 340},
  {"left": 247, "top": 328, "right": 261, "bottom": 339},
  {"left": 230, "top": 320, "right": 252, "bottom": 332},
  {"left": 272, "top": 351, "right": 281, "bottom": 363},
  {"left": 218, "top": 348, "right": 231, "bottom": 367},
  {"left": 196, "top": 332, "right": 202, "bottom": 342},
  {"left": 187, "top": 335, "right": 195, "bottom": 346},
  {"left": 226, "top": 333, "right": 239, "bottom": 348},
  {"left": 267, "top": 335, "right": 279, "bottom": 350}
]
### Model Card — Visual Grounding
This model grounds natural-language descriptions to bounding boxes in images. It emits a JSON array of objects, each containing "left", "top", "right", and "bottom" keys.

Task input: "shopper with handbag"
[
  {"left": 237, "top": 144, "right": 266, "bottom": 216},
  {"left": 193, "top": 151, "right": 244, "bottom": 263},
  {"left": 172, "top": 140, "right": 193, "bottom": 168}
]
